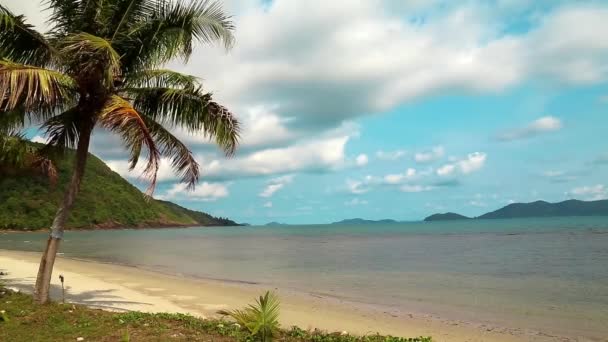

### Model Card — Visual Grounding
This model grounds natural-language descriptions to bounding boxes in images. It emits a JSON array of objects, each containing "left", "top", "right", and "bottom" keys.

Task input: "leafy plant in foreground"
[{"left": 219, "top": 291, "right": 281, "bottom": 342}]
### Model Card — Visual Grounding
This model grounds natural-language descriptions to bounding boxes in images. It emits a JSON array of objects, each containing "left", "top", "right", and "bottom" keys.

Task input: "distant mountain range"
[{"left": 424, "top": 199, "right": 608, "bottom": 221}]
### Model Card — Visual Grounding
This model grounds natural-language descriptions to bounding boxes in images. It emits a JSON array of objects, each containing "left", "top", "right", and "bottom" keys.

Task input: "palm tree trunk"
[{"left": 34, "top": 122, "right": 94, "bottom": 304}]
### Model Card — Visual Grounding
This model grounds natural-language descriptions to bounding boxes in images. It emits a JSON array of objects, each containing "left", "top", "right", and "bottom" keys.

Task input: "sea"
[{"left": 1, "top": 216, "right": 607, "bottom": 338}]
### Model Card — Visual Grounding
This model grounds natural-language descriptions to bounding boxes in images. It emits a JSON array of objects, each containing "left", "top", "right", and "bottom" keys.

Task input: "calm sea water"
[{"left": 1, "top": 217, "right": 608, "bottom": 337}]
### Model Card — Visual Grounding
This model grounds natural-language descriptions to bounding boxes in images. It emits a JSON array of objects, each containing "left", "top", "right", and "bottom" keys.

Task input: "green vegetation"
[
  {"left": 0, "top": 149, "right": 238, "bottom": 230},
  {"left": 219, "top": 291, "right": 281, "bottom": 342},
  {"left": 0, "top": 287, "right": 432, "bottom": 342},
  {"left": 423, "top": 213, "right": 470, "bottom": 222}
]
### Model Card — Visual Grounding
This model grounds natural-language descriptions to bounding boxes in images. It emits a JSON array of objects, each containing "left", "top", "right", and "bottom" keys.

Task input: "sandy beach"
[{"left": 0, "top": 249, "right": 583, "bottom": 342}]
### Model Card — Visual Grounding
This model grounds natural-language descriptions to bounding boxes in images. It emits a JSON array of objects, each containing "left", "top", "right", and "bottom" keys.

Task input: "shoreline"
[
  {"left": 0, "top": 249, "right": 585, "bottom": 342},
  {"left": 0, "top": 223, "right": 244, "bottom": 233}
]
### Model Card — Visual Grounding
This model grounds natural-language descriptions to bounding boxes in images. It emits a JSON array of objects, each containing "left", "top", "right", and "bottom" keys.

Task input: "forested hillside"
[{"left": 0, "top": 150, "right": 238, "bottom": 230}]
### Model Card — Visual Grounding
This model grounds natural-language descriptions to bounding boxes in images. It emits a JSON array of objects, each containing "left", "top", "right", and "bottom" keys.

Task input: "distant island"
[
  {"left": 423, "top": 212, "right": 470, "bottom": 221},
  {"left": 424, "top": 199, "right": 608, "bottom": 221},
  {"left": 331, "top": 218, "right": 399, "bottom": 225},
  {"left": 0, "top": 150, "right": 240, "bottom": 230}
]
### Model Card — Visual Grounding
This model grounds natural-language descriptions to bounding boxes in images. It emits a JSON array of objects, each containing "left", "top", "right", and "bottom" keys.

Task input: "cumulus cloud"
[
  {"left": 497, "top": 116, "right": 563, "bottom": 141},
  {"left": 414, "top": 146, "right": 445, "bottom": 163},
  {"left": 568, "top": 184, "right": 608, "bottom": 201},
  {"left": 436, "top": 152, "right": 487, "bottom": 176},
  {"left": 376, "top": 149, "right": 407, "bottom": 161},
  {"left": 263, "top": 201, "right": 273, "bottom": 208},
  {"left": 355, "top": 154, "right": 369, "bottom": 167},
  {"left": 259, "top": 175, "right": 294, "bottom": 198},
  {"left": 161, "top": 182, "right": 229, "bottom": 201},
  {"left": 384, "top": 168, "right": 417, "bottom": 184}
]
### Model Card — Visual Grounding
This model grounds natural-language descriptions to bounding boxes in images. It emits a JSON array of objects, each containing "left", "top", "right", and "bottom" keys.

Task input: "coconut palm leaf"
[
  {"left": 42, "top": 107, "right": 81, "bottom": 151},
  {"left": 117, "top": 0, "right": 234, "bottom": 73},
  {"left": 59, "top": 33, "right": 122, "bottom": 88},
  {"left": 0, "top": 60, "right": 76, "bottom": 115},
  {"left": 0, "top": 130, "right": 58, "bottom": 184},
  {"left": 142, "top": 117, "right": 199, "bottom": 190},
  {"left": 97, "top": 95, "right": 160, "bottom": 194},
  {"left": 128, "top": 86, "right": 240, "bottom": 155},
  {"left": 0, "top": 5, "right": 54, "bottom": 66},
  {"left": 124, "top": 69, "right": 198, "bottom": 90}
]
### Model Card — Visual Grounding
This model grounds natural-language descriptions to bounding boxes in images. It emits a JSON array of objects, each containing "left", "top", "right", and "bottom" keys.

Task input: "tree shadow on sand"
[{"left": 0, "top": 272, "right": 152, "bottom": 311}]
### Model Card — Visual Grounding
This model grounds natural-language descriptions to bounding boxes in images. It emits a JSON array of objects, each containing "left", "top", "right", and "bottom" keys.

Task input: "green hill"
[
  {"left": 478, "top": 199, "right": 608, "bottom": 219},
  {"left": 0, "top": 150, "right": 239, "bottom": 230},
  {"left": 423, "top": 212, "right": 470, "bottom": 221},
  {"left": 423, "top": 199, "right": 608, "bottom": 221}
]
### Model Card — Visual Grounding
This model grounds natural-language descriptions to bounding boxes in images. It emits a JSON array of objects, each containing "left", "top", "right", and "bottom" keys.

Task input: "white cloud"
[
  {"left": 568, "top": 184, "right": 608, "bottom": 201},
  {"left": 345, "top": 198, "right": 368, "bottom": 206},
  {"left": 11, "top": 2, "right": 608, "bottom": 136},
  {"left": 162, "top": 182, "right": 229, "bottom": 201},
  {"left": 346, "top": 179, "right": 370, "bottom": 194},
  {"left": 106, "top": 157, "right": 177, "bottom": 183},
  {"left": 458, "top": 152, "right": 487, "bottom": 174},
  {"left": 498, "top": 116, "right": 563, "bottom": 141},
  {"left": 376, "top": 149, "right": 407, "bottom": 161},
  {"left": 414, "top": 146, "right": 445, "bottom": 163},
  {"left": 400, "top": 184, "right": 434, "bottom": 193},
  {"left": 259, "top": 175, "right": 294, "bottom": 198},
  {"left": 263, "top": 201, "right": 273, "bottom": 208},
  {"left": 355, "top": 154, "right": 369, "bottom": 167},
  {"left": 436, "top": 164, "right": 456, "bottom": 176},
  {"left": 384, "top": 168, "right": 417, "bottom": 184},
  {"left": 437, "top": 152, "right": 487, "bottom": 176}
]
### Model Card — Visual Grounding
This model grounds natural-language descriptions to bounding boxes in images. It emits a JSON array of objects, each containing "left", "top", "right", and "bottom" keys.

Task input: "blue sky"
[{"left": 12, "top": 0, "right": 608, "bottom": 224}]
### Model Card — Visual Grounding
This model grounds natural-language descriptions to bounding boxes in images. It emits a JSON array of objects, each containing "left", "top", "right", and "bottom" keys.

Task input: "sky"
[{"left": 9, "top": 0, "right": 608, "bottom": 224}]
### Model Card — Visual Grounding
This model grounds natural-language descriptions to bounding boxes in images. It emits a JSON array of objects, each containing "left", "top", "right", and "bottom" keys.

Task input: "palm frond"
[
  {"left": 108, "top": 0, "right": 157, "bottom": 41},
  {"left": 97, "top": 95, "right": 160, "bottom": 195},
  {"left": 0, "top": 60, "right": 77, "bottom": 114},
  {"left": 46, "top": 0, "right": 85, "bottom": 35},
  {"left": 0, "top": 5, "right": 54, "bottom": 66},
  {"left": 117, "top": 0, "right": 234, "bottom": 73},
  {"left": 0, "top": 109, "right": 27, "bottom": 132},
  {"left": 128, "top": 86, "right": 240, "bottom": 155},
  {"left": 219, "top": 291, "right": 280, "bottom": 342},
  {"left": 0, "top": 130, "right": 57, "bottom": 184},
  {"left": 124, "top": 69, "right": 198, "bottom": 89},
  {"left": 143, "top": 118, "right": 199, "bottom": 190},
  {"left": 42, "top": 107, "right": 81, "bottom": 151},
  {"left": 59, "top": 32, "right": 122, "bottom": 88}
]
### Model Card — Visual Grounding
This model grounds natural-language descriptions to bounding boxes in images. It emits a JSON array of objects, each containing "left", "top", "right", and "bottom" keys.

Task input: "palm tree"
[{"left": 0, "top": 0, "right": 239, "bottom": 304}]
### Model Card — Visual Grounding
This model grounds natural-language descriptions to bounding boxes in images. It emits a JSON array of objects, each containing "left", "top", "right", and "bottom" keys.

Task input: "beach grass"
[{"left": 0, "top": 287, "right": 432, "bottom": 342}]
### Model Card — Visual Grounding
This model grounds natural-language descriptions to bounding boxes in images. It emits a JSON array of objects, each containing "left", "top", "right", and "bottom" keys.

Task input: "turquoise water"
[{"left": 1, "top": 216, "right": 608, "bottom": 337}]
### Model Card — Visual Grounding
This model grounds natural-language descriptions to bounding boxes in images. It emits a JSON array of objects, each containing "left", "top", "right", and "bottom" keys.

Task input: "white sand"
[{"left": 0, "top": 250, "right": 572, "bottom": 342}]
